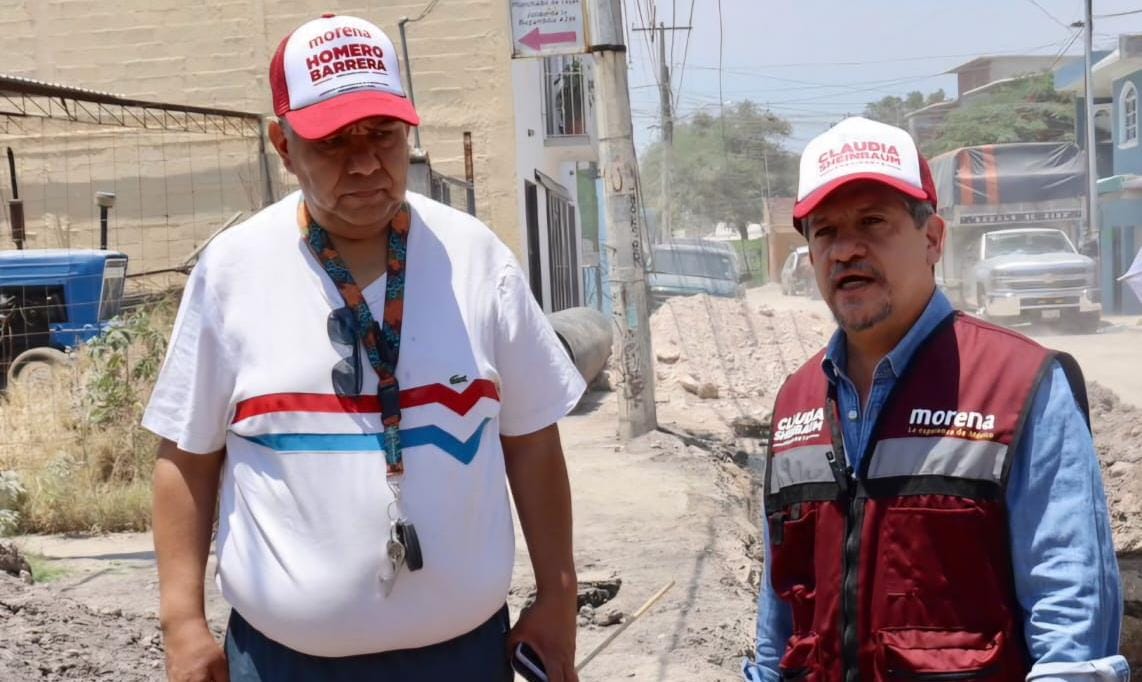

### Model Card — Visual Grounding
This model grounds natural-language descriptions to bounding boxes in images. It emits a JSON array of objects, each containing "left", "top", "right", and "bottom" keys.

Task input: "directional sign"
[{"left": 510, "top": 0, "right": 586, "bottom": 58}]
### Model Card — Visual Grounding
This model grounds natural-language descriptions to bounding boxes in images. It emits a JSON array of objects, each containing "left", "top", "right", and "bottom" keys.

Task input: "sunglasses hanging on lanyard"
[{"left": 300, "top": 200, "right": 423, "bottom": 596}]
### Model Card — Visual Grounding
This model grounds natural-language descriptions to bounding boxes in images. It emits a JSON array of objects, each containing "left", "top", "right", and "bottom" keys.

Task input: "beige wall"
[{"left": 0, "top": 0, "right": 523, "bottom": 257}]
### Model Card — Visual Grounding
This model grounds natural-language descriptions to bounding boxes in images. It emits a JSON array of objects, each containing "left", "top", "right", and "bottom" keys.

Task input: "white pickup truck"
[{"left": 959, "top": 227, "right": 1101, "bottom": 332}]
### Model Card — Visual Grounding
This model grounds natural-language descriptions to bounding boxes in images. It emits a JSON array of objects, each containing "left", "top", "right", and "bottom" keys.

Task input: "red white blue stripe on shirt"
[{"left": 230, "top": 380, "right": 500, "bottom": 465}]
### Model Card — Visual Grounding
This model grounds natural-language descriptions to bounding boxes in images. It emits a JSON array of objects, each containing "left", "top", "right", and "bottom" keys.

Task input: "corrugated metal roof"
[{"left": 0, "top": 73, "right": 263, "bottom": 120}]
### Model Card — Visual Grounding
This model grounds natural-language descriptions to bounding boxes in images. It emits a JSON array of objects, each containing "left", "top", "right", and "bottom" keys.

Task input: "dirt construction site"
[{"left": 0, "top": 284, "right": 1140, "bottom": 680}]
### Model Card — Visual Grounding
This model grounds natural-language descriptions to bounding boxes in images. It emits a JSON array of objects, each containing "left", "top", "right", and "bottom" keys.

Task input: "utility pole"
[
  {"left": 633, "top": 21, "right": 690, "bottom": 243},
  {"left": 589, "top": 0, "right": 657, "bottom": 438},
  {"left": 1081, "top": 0, "right": 1100, "bottom": 256}
]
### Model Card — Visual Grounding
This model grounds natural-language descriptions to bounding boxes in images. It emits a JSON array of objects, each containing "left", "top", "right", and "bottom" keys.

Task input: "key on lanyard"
[{"left": 380, "top": 518, "right": 424, "bottom": 596}]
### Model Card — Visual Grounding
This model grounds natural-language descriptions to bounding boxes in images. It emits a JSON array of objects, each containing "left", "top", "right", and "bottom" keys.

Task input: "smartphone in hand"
[{"left": 511, "top": 642, "right": 549, "bottom": 682}]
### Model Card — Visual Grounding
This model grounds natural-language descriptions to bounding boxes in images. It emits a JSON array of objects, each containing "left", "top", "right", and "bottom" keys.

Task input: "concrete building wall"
[
  {"left": 0, "top": 0, "right": 523, "bottom": 262},
  {"left": 513, "top": 58, "right": 574, "bottom": 310}
]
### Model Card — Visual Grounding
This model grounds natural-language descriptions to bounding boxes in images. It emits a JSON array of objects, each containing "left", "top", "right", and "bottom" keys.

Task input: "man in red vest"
[{"left": 743, "top": 117, "right": 1128, "bottom": 681}]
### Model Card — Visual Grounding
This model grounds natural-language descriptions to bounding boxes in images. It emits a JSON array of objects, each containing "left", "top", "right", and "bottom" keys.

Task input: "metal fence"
[
  {"left": 429, "top": 170, "right": 476, "bottom": 216},
  {"left": 0, "top": 75, "right": 278, "bottom": 293}
]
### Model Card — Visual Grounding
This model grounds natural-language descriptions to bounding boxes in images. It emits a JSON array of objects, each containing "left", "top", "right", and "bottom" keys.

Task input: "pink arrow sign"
[{"left": 519, "top": 27, "right": 578, "bottom": 51}]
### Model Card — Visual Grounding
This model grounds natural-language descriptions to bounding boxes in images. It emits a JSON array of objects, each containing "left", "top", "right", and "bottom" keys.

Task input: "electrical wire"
[
  {"left": 1097, "top": 8, "right": 1142, "bottom": 19},
  {"left": 672, "top": 0, "right": 698, "bottom": 112},
  {"left": 405, "top": 0, "right": 441, "bottom": 23},
  {"left": 1021, "top": 0, "right": 1073, "bottom": 30},
  {"left": 1048, "top": 28, "right": 1084, "bottom": 71},
  {"left": 674, "top": 40, "right": 1067, "bottom": 70}
]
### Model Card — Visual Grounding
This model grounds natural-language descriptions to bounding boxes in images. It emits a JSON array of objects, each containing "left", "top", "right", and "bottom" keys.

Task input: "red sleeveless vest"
[{"left": 764, "top": 312, "right": 1088, "bottom": 681}]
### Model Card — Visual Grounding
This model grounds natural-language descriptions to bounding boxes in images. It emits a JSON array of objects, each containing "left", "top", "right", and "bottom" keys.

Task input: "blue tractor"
[{"left": 0, "top": 249, "right": 128, "bottom": 389}]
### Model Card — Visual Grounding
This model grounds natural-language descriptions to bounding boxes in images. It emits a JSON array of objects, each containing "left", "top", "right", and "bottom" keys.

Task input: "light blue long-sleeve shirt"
[{"left": 744, "top": 290, "right": 1128, "bottom": 681}]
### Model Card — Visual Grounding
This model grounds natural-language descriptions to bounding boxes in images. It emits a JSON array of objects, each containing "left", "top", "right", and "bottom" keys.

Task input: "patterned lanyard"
[{"left": 299, "top": 200, "right": 411, "bottom": 478}]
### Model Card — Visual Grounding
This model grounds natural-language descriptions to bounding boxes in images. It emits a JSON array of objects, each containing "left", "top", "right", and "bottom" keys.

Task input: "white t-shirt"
[{"left": 142, "top": 190, "right": 585, "bottom": 657}]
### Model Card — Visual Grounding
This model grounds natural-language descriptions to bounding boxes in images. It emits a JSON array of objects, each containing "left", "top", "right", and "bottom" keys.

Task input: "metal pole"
[
  {"left": 397, "top": 18, "right": 422, "bottom": 149},
  {"left": 659, "top": 23, "right": 672, "bottom": 243},
  {"left": 6, "top": 147, "right": 18, "bottom": 201},
  {"left": 1082, "top": 1, "right": 1099, "bottom": 256},
  {"left": 99, "top": 206, "right": 109, "bottom": 251},
  {"left": 258, "top": 118, "right": 275, "bottom": 207},
  {"left": 588, "top": 0, "right": 657, "bottom": 438},
  {"left": 463, "top": 131, "right": 476, "bottom": 216}
]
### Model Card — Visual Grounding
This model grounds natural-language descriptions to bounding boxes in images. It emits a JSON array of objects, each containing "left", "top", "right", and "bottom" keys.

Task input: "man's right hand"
[
  {"left": 163, "top": 620, "right": 229, "bottom": 682},
  {"left": 153, "top": 442, "right": 227, "bottom": 681}
]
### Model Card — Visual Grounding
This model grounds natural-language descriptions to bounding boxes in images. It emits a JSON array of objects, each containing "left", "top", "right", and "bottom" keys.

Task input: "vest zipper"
[{"left": 826, "top": 448, "right": 862, "bottom": 682}]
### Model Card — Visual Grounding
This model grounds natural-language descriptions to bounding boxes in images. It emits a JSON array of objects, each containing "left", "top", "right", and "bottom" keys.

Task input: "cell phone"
[{"left": 511, "top": 642, "right": 549, "bottom": 682}]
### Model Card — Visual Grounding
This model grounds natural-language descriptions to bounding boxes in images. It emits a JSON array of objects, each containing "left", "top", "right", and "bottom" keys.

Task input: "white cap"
[
  {"left": 793, "top": 117, "right": 936, "bottom": 232},
  {"left": 270, "top": 14, "right": 419, "bottom": 140}
]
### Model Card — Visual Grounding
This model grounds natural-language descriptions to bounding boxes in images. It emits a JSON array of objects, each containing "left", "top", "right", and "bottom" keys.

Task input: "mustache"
[{"left": 829, "top": 261, "right": 884, "bottom": 283}]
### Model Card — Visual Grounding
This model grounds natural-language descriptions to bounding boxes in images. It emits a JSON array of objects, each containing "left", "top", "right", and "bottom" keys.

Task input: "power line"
[
  {"left": 672, "top": 0, "right": 698, "bottom": 112},
  {"left": 631, "top": 0, "right": 661, "bottom": 88},
  {"left": 672, "top": 40, "right": 1067, "bottom": 70},
  {"left": 669, "top": 0, "right": 678, "bottom": 68},
  {"left": 1048, "top": 28, "right": 1083, "bottom": 71},
  {"left": 1020, "top": 0, "right": 1072, "bottom": 30},
  {"left": 1097, "top": 8, "right": 1142, "bottom": 19}
]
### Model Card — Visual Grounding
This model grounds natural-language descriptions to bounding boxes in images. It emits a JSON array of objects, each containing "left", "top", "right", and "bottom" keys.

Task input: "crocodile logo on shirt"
[{"left": 449, "top": 374, "right": 468, "bottom": 385}]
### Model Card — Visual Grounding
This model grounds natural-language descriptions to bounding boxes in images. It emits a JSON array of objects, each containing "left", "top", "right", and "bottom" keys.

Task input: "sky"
[{"left": 622, "top": 0, "right": 1142, "bottom": 152}]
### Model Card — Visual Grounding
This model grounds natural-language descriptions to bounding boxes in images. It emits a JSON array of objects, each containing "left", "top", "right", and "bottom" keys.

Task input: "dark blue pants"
[{"left": 225, "top": 606, "right": 513, "bottom": 681}]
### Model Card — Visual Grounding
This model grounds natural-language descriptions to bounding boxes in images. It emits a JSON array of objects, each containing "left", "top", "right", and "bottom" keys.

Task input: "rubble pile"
[
  {"left": 650, "top": 294, "right": 1142, "bottom": 556},
  {"left": 650, "top": 295, "right": 832, "bottom": 418},
  {"left": 0, "top": 573, "right": 166, "bottom": 680}
]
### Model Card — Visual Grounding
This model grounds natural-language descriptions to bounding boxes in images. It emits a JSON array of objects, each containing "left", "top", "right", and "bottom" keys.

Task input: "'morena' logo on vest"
[
  {"left": 908, "top": 408, "right": 997, "bottom": 439},
  {"left": 773, "top": 408, "right": 825, "bottom": 447}
]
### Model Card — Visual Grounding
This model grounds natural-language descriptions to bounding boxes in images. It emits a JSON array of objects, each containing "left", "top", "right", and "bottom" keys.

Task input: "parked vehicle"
[
  {"left": 780, "top": 246, "right": 818, "bottom": 297},
  {"left": 964, "top": 228, "right": 1100, "bottom": 331},
  {"left": 0, "top": 249, "right": 128, "bottom": 389},
  {"left": 929, "top": 142, "right": 1101, "bottom": 332},
  {"left": 647, "top": 240, "right": 744, "bottom": 304}
]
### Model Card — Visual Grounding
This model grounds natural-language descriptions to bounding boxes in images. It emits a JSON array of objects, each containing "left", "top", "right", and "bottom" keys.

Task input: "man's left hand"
[{"left": 509, "top": 591, "right": 579, "bottom": 682}]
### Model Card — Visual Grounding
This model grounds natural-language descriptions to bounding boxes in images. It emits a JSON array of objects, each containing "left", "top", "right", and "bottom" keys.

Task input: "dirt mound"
[
  {"left": 650, "top": 294, "right": 1142, "bottom": 554},
  {"left": 650, "top": 294, "right": 831, "bottom": 430},
  {"left": 1087, "top": 383, "right": 1142, "bottom": 554},
  {"left": 0, "top": 574, "right": 164, "bottom": 680}
]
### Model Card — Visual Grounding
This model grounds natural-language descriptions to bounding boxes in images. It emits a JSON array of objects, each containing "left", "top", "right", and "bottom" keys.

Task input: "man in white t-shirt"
[{"left": 146, "top": 13, "right": 585, "bottom": 682}]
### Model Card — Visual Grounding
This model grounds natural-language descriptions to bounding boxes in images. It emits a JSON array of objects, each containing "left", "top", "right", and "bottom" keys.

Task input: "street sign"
[{"left": 510, "top": 0, "right": 586, "bottom": 58}]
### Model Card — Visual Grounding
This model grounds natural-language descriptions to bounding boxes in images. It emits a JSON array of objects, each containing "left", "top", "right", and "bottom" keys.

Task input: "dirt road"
[
  {"left": 3, "top": 389, "right": 760, "bottom": 681},
  {"left": 3, "top": 285, "right": 1138, "bottom": 680}
]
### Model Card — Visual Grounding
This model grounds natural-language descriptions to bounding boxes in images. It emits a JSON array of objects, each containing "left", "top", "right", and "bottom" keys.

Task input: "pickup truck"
[
  {"left": 929, "top": 142, "right": 1101, "bottom": 333},
  {"left": 960, "top": 228, "right": 1100, "bottom": 332}
]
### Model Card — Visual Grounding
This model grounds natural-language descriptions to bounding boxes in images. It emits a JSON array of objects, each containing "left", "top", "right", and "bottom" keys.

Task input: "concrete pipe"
[{"left": 547, "top": 307, "right": 613, "bottom": 385}]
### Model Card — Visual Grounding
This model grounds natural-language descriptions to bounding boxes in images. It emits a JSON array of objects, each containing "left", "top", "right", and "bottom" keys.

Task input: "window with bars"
[{"left": 543, "top": 56, "right": 588, "bottom": 138}]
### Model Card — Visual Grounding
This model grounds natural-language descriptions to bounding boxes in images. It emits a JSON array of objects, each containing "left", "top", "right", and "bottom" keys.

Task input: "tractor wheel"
[{"left": 6, "top": 347, "right": 69, "bottom": 388}]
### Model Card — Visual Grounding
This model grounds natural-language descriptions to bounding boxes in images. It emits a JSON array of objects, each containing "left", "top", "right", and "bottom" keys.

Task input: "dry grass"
[{"left": 0, "top": 297, "right": 177, "bottom": 534}]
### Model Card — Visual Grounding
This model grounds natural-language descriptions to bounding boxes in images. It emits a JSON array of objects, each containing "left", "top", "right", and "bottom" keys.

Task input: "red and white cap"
[
  {"left": 269, "top": 13, "right": 420, "bottom": 140},
  {"left": 793, "top": 116, "right": 937, "bottom": 233}
]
